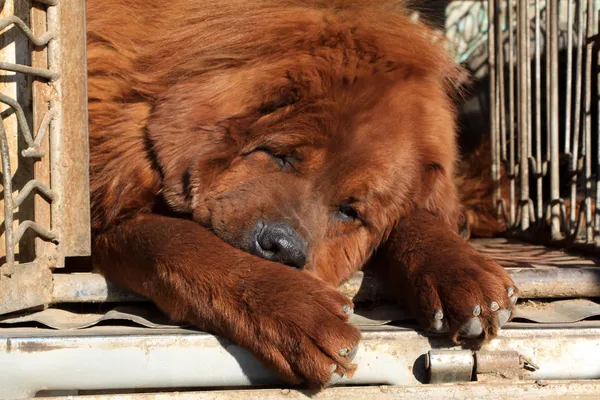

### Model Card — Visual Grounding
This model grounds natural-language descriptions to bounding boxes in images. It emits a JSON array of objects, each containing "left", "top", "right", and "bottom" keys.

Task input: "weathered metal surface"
[
  {"left": 427, "top": 350, "right": 474, "bottom": 383},
  {"left": 0, "top": 262, "right": 52, "bottom": 315},
  {"left": 515, "top": 299, "right": 600, "bottom": 323},
  {"left": 5, "top": 298, "right": 600, "bottom": 331},
  {"left": 32, "top": 0, "right": 56, "bottom": 275},
  {"left": 31, "top": 380, "right": 600, "bottom": 400},
  {"left": 1, "top": 324, "right": 600, "bottom": 398},
  {"left": 510, "top": 268, "right": 600, "bottom": 298},
  {"left": 50, "top": 266, "right": 600, "bottom": 306},
  {"left": 47, "top": 0, "right": 91, "bottom": 259},
  {"left": 0, "top": 0, "right": 91, "bottom": 313},
  {"left": 0, "top": 305, "right": 185, "bottom": 330},
  {"left": 52, "top": 274, "right": 147, "bottom": 304},
  {"left": 428, "top": 349, "right": 538, "bottom": 384},
  {"left": 0, "top": 0, "right": 36, "bottom": 276},
  {"left": 7, "top": 299, "right": 600, "bottom": 332},
  {"left": 475, "top": 350, "right": 525, "bottom": 375}
]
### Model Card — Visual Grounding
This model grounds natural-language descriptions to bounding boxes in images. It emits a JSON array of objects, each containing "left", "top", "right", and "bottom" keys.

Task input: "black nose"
[{"left": 250, "top": 221, "right": 307, "bottom": 269}]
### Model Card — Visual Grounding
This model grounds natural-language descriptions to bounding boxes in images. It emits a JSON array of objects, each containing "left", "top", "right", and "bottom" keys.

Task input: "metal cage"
[
  {"left": 484, "top": 0, "right": 600, "bottom": 247},
  {"left": 1, "top": 1, "right": 600, "bottom": 398},
  {"left": 0, "top": 0, "right": 90, "bottom": 315}
]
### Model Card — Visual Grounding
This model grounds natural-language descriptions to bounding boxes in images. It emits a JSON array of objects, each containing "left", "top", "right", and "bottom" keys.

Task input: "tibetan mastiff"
[{"left": 87, "top": 0, "right": 518, "bottom": 388}]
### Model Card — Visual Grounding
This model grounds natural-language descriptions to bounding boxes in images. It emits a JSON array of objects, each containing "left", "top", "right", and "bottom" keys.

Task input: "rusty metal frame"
[{"left": 0, "top": 0, "right": 90, "bottom": 315}]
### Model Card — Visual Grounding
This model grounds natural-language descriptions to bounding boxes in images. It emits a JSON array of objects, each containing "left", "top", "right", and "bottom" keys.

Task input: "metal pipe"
[
  {"left": 508, "top": 0, "right": 517, "bottom": 225},
  {"left": 1, "top": 326, "right": 599, "bottom": 398},
  {"left": 50, "top": 268, "right": 600, "bottom": 304},
  {"left": 489, "top": 0, "right": 500, "bottom": 215},
  {"left": 0, "top": 121, "right": 14, "bottom": 276},
  {"left": 518, "top": 0, "right": 530, "bottom": 230},
  {"left": 0, "top": 61, "right": 58, "bottom": 80},
  {"left": 534, "top": 0, "right": 544, "bottom": 221},
  {"left": 0, "top": 16, "right": 54, "bottom": 46},
  {"left": 549, "top": 0, "right": 562, "bottom": 239},
  {"left": 427, "top": 350, "right": 474, "bottom": 383},
  {"left": 583, "top": 0, "right": 595, "bottom": 242},
  {"left": 0, "top": 93, "right": 43, "bottom": 156},
  {"left": 565, "top": 0, "right": 574, "bottom": 156},
  {"left": 497, "top": 0, "right": 507, "bottom": 167},
  {"left": 572, "top": 0, "right": 586, "bottom": 234}
]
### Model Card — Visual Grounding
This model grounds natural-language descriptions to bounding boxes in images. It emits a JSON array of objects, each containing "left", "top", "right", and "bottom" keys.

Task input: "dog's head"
[{"left": 146, "top": 2, "right": 463, "bottom": 284}]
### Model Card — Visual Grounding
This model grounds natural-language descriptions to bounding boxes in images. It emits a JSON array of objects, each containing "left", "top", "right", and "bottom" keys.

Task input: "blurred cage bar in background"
[
  {"left": 0, "top": 0, "right": 90, "bottom": 315},
  {"left": 484, "top": 0, "right": 600, "bottom": 247}
]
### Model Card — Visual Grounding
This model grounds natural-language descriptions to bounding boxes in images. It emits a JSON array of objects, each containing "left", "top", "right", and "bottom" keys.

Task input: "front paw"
[
  {"left": 216, "top": 266, "right": 361, "bottom": 388},
  {"left": 406, "top": 245, "right": 518, "bottom": 343}
]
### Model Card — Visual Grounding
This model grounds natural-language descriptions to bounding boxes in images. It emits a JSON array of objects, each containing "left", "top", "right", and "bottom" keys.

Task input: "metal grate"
[
  {"left": 486, "top": 0, "right": 600, "bottom": 248},
  {"left": 0, "top": 0, "right": 90, "bottom": 315}
]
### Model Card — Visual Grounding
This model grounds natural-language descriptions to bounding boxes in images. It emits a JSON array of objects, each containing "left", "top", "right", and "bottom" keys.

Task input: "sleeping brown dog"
[{"left": 87, "top": 0, "right": 518, "bottom": 388}]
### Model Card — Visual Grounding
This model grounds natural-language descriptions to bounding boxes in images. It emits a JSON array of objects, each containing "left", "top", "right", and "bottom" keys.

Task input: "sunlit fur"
[
  {"left": 87, "top": 0, "right": 516, "bottom": 387},
  {"left": 88, "top": 0, "right": 463, "bottom": 285}
]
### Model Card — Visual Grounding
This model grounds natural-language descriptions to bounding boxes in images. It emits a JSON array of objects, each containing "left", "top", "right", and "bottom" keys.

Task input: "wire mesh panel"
[
  {"left": 0, "top": 0, "right": 90, "bottom": 315},
  {"left": 486, "top": 0, "right": 600, "bottom": 248}
]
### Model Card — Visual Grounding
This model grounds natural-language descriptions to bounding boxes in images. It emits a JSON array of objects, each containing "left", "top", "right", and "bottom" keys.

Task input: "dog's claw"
[
  {"left": 342, "top": 304, "right": 354, "bottom": 316},
  {"left": 431, "top": 318, "right": 448, "bottom": 333},
  {"left": 429, "top": 309, "right": 448, "bottom": 333},
  {"left": 490, "top": 301, "right": 500, "bottom": 312},
  {"left": 498, "top": 309, "right": 511, "bottom": 327},
  {"left": 460, "top": 316, "right": 483, "bottom": 338}
]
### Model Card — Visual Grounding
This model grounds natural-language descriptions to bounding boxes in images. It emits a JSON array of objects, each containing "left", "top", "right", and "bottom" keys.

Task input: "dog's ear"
[{"left": 145, "top": 78, "right": 242, "bottom": 214}]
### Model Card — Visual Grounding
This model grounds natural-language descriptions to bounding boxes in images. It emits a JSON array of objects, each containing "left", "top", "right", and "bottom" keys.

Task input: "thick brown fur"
[{"left": 87, "top": 0, "right": 517, "bottom": 388}]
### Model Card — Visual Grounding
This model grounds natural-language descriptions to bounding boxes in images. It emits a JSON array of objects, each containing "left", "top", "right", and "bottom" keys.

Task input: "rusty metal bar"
[
  {"left": 45, "top": 0, "right": 91, "bottom": 259},
  {"left": 565, "top": 1, "right": 574, "bottom": 157},
  {"left": 0, "top": 93, "right": 45, "bottom": 157},
  {"left": 490, "top": 0, "right": 500, "bottom": 216},
  {"left": 508, "top": 0, "right": 517, "bottom": 224},
  {"left": 0, "top": 121, "right": 14, "bottom": 276},
  {"left": 12, "top": 180, "right": 54, "bottom": 208},
  {"left": 518, "top": 0, "right": 531, "bottom": 230},
  {"left": 571, "top": 0, "right": 585, "bottom": 234},
  {"left": 497, "top": 0, "right": 507, "bottom": 169},
  {"left": 583, "top": 0, "right": 595, "bottom": 242},
  {"left": 50, "top": 267, "right": 600, "bottom": 305},
  {"left": 534, "top": 0, "right": 544, "bottom": 222},
  {"left": 13, "top": 220, "right": 58, "bottom": 245},
  {"left": 549, "top": 0, "right": 561, "bottom": 239},
  {"left": 0, "top": 15, "right": 54, "bottom": 46},
  {"left": 0, "top": 61, "right": 58, "bottom": 80}
]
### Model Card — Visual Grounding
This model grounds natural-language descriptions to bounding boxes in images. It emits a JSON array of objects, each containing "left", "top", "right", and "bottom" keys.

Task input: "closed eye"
[
  {"left": 336, "top": 204, "right": 362, "bottom": 223},
  {"left": 255, "top": 147, "right": 296, "bottom": 171}
]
